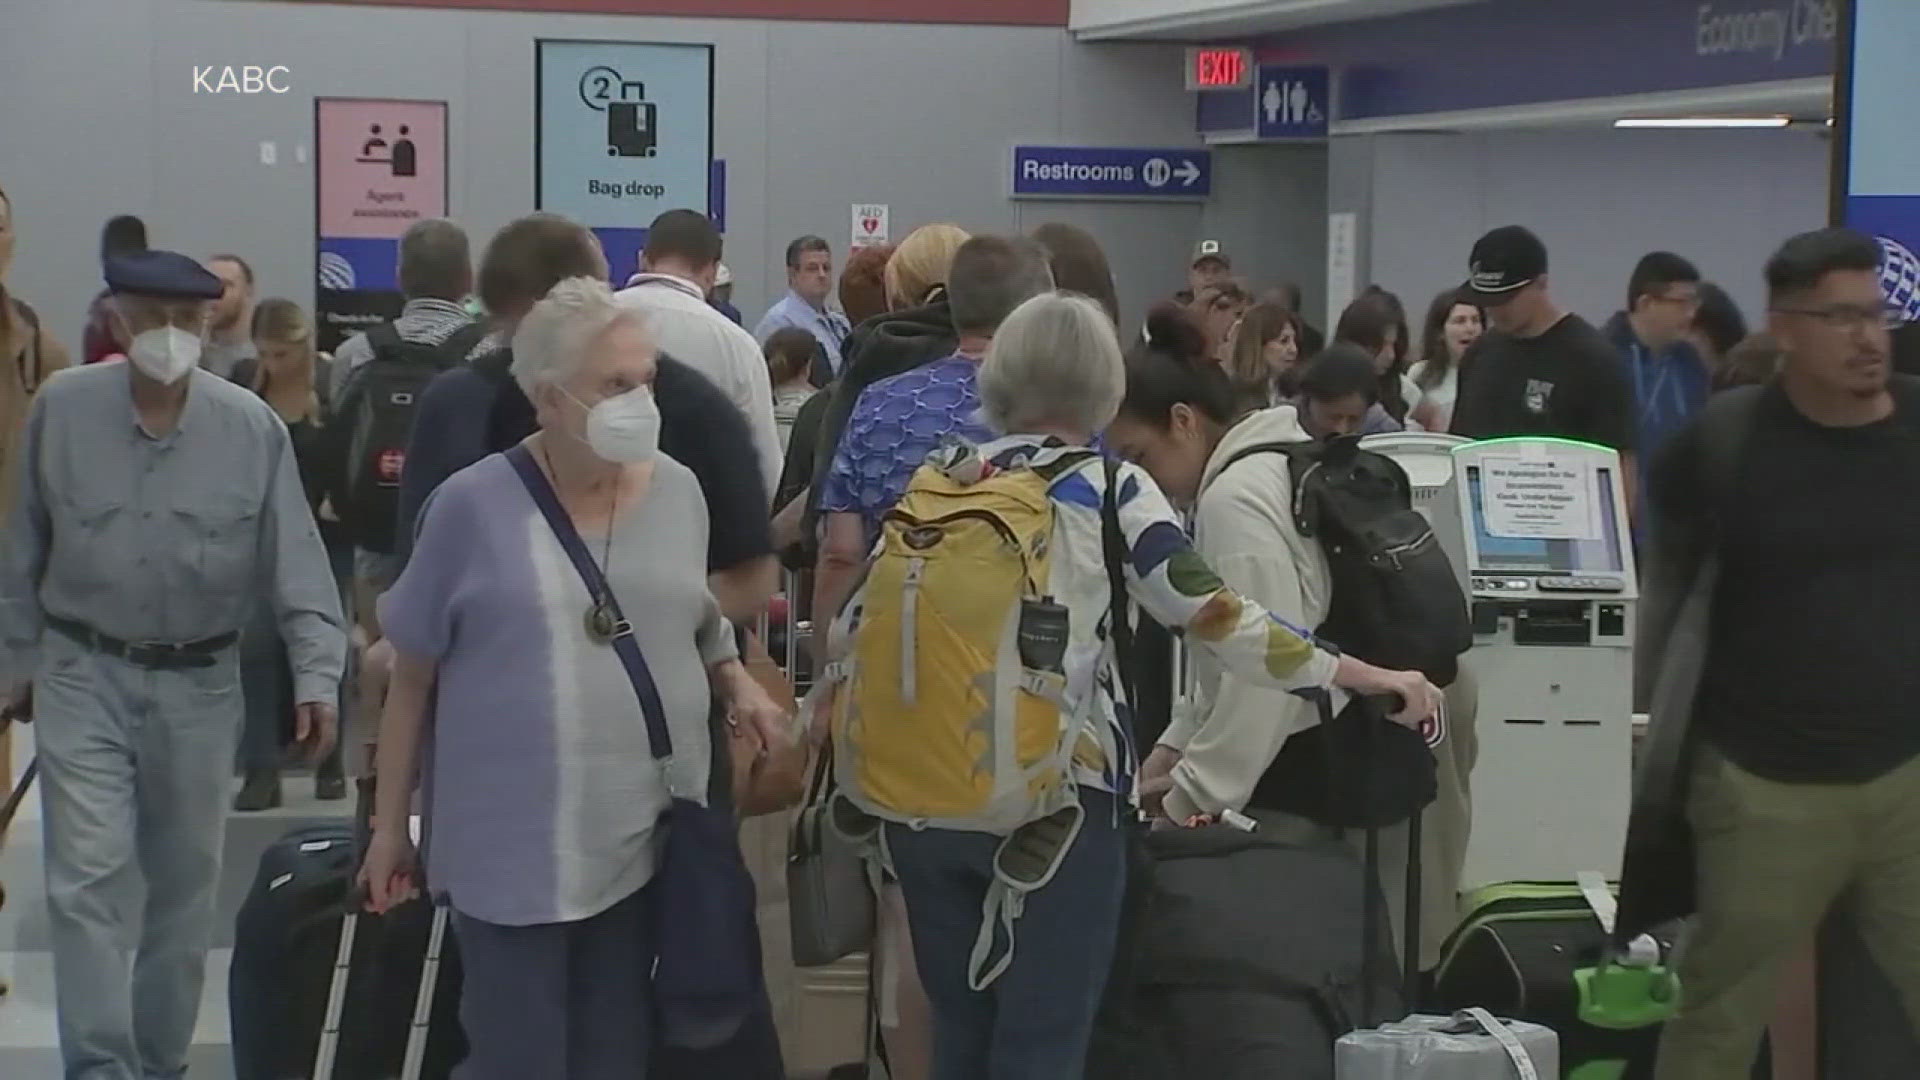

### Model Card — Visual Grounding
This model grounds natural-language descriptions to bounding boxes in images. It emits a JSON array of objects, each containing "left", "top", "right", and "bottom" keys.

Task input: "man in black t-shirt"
[
  {"left": 1450, "top": 226, "right": 1638, "bottom": 510},
  {"left": 395, "top": 214, "right": 775, "bottom": 621},
  {"left": 1642, "top": 228, "right": 1920, "bottom": 1079}
]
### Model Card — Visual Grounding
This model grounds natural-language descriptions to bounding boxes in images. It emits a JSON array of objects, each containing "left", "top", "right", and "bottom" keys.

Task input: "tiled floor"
[{"left": 1, "top": 722, "right": 354, "bottom": 1079}]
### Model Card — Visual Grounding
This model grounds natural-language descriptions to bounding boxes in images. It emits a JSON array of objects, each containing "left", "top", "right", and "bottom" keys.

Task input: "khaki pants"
[{"left": 1655, "top": 746, "right": 1920, "bottom": 1079}]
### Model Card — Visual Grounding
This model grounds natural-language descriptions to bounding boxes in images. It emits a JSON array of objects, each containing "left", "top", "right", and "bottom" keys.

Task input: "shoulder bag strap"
[{"left": 504, "top": 444, "right": 673, "bottom": 760}]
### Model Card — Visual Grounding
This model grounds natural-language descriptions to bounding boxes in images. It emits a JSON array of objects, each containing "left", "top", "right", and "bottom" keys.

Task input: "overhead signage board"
[
  {"left": 314, "top": 97, "right": 448, "bottom": 354},
  {"left": 536, "top": 39, "right": 714, "bottom": 283},
  {"left": 1197, "top": 0, "right": 1839, "bottom": 134},
  {"left": 1010, "top": 146, "right": 1212, "bottom": 201},
  {"left": 1838, "top": 0, "right": 1920, "bottom": 285},
  {"left": 1255, "top": 64, "right": 1330, "bottom": 139}
]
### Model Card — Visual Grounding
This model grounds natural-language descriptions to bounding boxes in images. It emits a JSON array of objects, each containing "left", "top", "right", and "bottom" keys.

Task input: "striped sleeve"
[{"left": 1108, "top": 461, "right": 1338, "bottom": 693}]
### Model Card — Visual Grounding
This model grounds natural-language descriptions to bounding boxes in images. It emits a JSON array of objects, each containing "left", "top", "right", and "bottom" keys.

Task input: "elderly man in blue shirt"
[
  {"left": 754, "top": 235, "right": 850, "bottom": 380},
  {"left": 1, "top": 250, "right": 346, "bottom": 1080}
]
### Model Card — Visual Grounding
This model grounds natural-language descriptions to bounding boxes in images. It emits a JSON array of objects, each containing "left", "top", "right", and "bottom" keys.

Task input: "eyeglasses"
[{"left": 1771, "top": 304, "right": 1903, "bottom": 331}]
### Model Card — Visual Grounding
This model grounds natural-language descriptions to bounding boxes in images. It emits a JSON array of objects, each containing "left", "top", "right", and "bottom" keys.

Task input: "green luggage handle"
[{"left": 1564, "top": 872, "right": 1683, "bottom": 1080}]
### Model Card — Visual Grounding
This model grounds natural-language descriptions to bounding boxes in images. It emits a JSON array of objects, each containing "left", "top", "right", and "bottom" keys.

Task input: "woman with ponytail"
[{"left": 1108, "top": 302, "right": 1335, "bottom": 830}]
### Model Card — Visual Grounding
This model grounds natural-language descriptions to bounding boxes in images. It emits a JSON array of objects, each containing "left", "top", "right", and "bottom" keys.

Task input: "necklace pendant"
[{"left": 586, "top": 599, "right": 624, "bottom": 645}]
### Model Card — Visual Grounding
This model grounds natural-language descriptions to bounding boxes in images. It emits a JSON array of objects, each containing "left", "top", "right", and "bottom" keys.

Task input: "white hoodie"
[{"left": 1160, "top": 405, "right": 1332, "bottom": 822}]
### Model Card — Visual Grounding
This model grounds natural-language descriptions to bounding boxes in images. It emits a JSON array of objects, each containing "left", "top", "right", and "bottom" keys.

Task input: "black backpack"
[
  {"left": 336, "top": 322, "right": 487, "bottom": 553},
  {"left": 1224, "top": 435, "right": 1471, "bottom": 681},
  {"left": 1221, "top": 436, "right": 1470, "bottom": 828}
]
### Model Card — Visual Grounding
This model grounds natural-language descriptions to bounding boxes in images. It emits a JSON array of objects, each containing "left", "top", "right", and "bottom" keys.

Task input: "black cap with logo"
[{"left": 1461, "top": 225, "right": 1548, "bottom": 306}]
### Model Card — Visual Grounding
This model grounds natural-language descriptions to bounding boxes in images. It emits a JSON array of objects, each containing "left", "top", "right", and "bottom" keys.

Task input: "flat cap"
[{"left": 104, "top": 250, "right": 225, "bottom": 300}]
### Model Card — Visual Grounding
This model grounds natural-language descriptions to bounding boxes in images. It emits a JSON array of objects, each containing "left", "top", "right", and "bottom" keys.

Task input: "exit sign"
[{"left": 1186, "top": 46, "right": 1253, "bottom": 92}]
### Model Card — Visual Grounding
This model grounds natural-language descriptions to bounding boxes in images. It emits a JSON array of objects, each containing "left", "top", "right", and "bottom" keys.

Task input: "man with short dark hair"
[
  {"left": 1603, "top": 252, "right": 1708, "bottom": 525},
  {"left": 754, "top": 235, "right": 849, "bottom": 377},
  {"left": 401, "top": 213, "right": 776, "bottom": 623},
  {"left": 1449, "top": 225, "right": 1638, "bottom": 506},
  {"left": 615, "top": 209, "right": 782, "bottom": 497},
  {"left": 1294, "top": 343, "right": 1383, "bottom": 440},
  {"left": 202, "top": 253, "right": 257, "bottom": 379},
  {"left": 813, "top": 235, "right": 1054, "bottom": 636},
  {"left": 321, "top": 217, "right": 482, "bottom": 611},
  {"left": 1637, "top": 227, "right": 1920, "bottom": 1078},
  {"left": 329, "top": 219, "right": 478, "bottom": 403}
]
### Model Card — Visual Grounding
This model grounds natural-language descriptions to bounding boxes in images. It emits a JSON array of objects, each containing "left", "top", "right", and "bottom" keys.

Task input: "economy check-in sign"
[{"left": 1011, "top": 145, "right": 1212, "bottom": 201}]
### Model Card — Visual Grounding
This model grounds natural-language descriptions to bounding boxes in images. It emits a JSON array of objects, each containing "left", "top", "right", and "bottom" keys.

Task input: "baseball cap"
[
  {"left": 1191, "top": 240, "right": 1231, "bottom": 269},
  {"left": 1462, "top": 225, "right": 1548, "bottom": 306}
]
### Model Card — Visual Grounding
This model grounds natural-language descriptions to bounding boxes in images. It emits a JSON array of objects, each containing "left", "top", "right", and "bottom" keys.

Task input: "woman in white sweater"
[
  {"left": 1106, "top": 307, "right": 1330, "bottom": 823},
  {"left": 1107, "top": 305, "right": 1473, "bottom": 975}
]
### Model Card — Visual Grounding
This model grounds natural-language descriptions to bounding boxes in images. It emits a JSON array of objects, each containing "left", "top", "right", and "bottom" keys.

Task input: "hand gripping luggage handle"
[{"left": 313, "top": 893, "right": 450, "bottom": 1080}]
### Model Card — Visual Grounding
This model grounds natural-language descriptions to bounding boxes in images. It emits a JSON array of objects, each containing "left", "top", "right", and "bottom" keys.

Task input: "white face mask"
[
  {"left": 127, "top": 326, "right": 202, "bottom": 384},
  {"left": 565, "top": 385, "right": 661, "bottom": 464}
]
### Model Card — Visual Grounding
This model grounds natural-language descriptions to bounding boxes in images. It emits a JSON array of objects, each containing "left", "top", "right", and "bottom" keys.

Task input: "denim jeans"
[{"left": 885, "top": 788, "right": 1128, "bottom": 1080}]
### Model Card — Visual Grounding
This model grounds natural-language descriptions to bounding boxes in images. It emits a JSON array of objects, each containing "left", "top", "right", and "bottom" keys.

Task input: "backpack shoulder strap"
[
  {"left": 1216, "top": 440, "right": 1308, "bottom": 476},
  {"left": 363, "top": 321, "right": 403, "bottom": 356},
  {"left": 1215, "top": 439, "right": 1325, "bottom": 536},
  {"left": 1099, "top": 457, "right": 1136, "bottom": 708},
  {"left": 1694, "top": 384, "right": 1767, "bottom": 525},
  {"left": 434, "top": 321, "right": 490, "bottom": 367}
]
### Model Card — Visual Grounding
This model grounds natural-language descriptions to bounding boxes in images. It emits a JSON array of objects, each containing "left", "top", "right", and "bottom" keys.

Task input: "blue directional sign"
[
  {"left": 1255, "top": 64, "right": 1331, "bottom": 139},
  {"left": 1011, "top": 145, "right": 1212, "bottom": 200}
]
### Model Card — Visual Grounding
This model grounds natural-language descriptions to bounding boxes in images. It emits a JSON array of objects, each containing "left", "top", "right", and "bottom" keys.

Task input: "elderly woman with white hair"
[
  {"left": 872, "top": 290, "right": 1439, "bottom": 1078},
  {"left": 357, "top": 277, "right": 790, "bottom": 1077}
]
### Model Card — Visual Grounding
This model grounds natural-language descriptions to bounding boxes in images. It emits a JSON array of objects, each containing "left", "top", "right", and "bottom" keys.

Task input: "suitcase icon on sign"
[{"left": 607, "top": 80, "right": 657, "bottom": 158}]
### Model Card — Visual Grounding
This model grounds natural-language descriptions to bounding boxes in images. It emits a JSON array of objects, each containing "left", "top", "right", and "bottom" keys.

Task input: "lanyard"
[{"left": 1631, "top": 344, "right": 1686, "bottom": 430}]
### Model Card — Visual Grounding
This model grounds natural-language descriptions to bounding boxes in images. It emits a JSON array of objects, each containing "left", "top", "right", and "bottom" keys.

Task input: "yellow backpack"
[{"left": 820, "top": 448, "right": 1100, "bottom": 837}]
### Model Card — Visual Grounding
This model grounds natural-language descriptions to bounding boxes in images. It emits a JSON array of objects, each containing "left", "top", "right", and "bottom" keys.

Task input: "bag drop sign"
[
  {"left": 1481, "top": 457, "right": 1601, "bottom": 540},
  {"left": 536, "top": 40, "right": 714, "bottom": 231},
  {"left": 851, "top": 203, "right": 889, "bottom": 250}
]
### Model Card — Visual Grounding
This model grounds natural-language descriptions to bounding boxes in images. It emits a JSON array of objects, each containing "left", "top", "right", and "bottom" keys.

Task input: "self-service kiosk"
[{"left": 1451, "top": 438, "right": 1636, "bottom": 889}]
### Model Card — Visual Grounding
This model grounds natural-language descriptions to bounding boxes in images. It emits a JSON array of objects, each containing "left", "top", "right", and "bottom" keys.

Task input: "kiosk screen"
[{"left": 1465, "top": 464, "right": 1627, "bottom": 575}]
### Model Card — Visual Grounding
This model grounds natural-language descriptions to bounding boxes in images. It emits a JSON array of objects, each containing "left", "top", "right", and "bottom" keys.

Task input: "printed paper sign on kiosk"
[{"left": 1482, "top": 457, "right": 1601, "bottom": 540}]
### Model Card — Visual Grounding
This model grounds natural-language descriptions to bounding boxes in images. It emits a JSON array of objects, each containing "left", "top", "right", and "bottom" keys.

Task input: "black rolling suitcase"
[
  {"left": 1086, "top": 691, "right": 1429, "bottom": 1080},
  {"left": 230, "top": 803, "right": 466, "bottom": 1079},
  {"left": 1428, "top": 874, "right": 1676, "bottom": 1080}
]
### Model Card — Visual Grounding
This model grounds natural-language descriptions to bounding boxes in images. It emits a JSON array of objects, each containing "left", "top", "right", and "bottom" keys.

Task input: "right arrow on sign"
[
  {"left": 1176, "top": 160, "right": 1202, "bottom": 187},
  {"left": 1263, "top": 80, "right": 1284, "bottom": 125}
]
